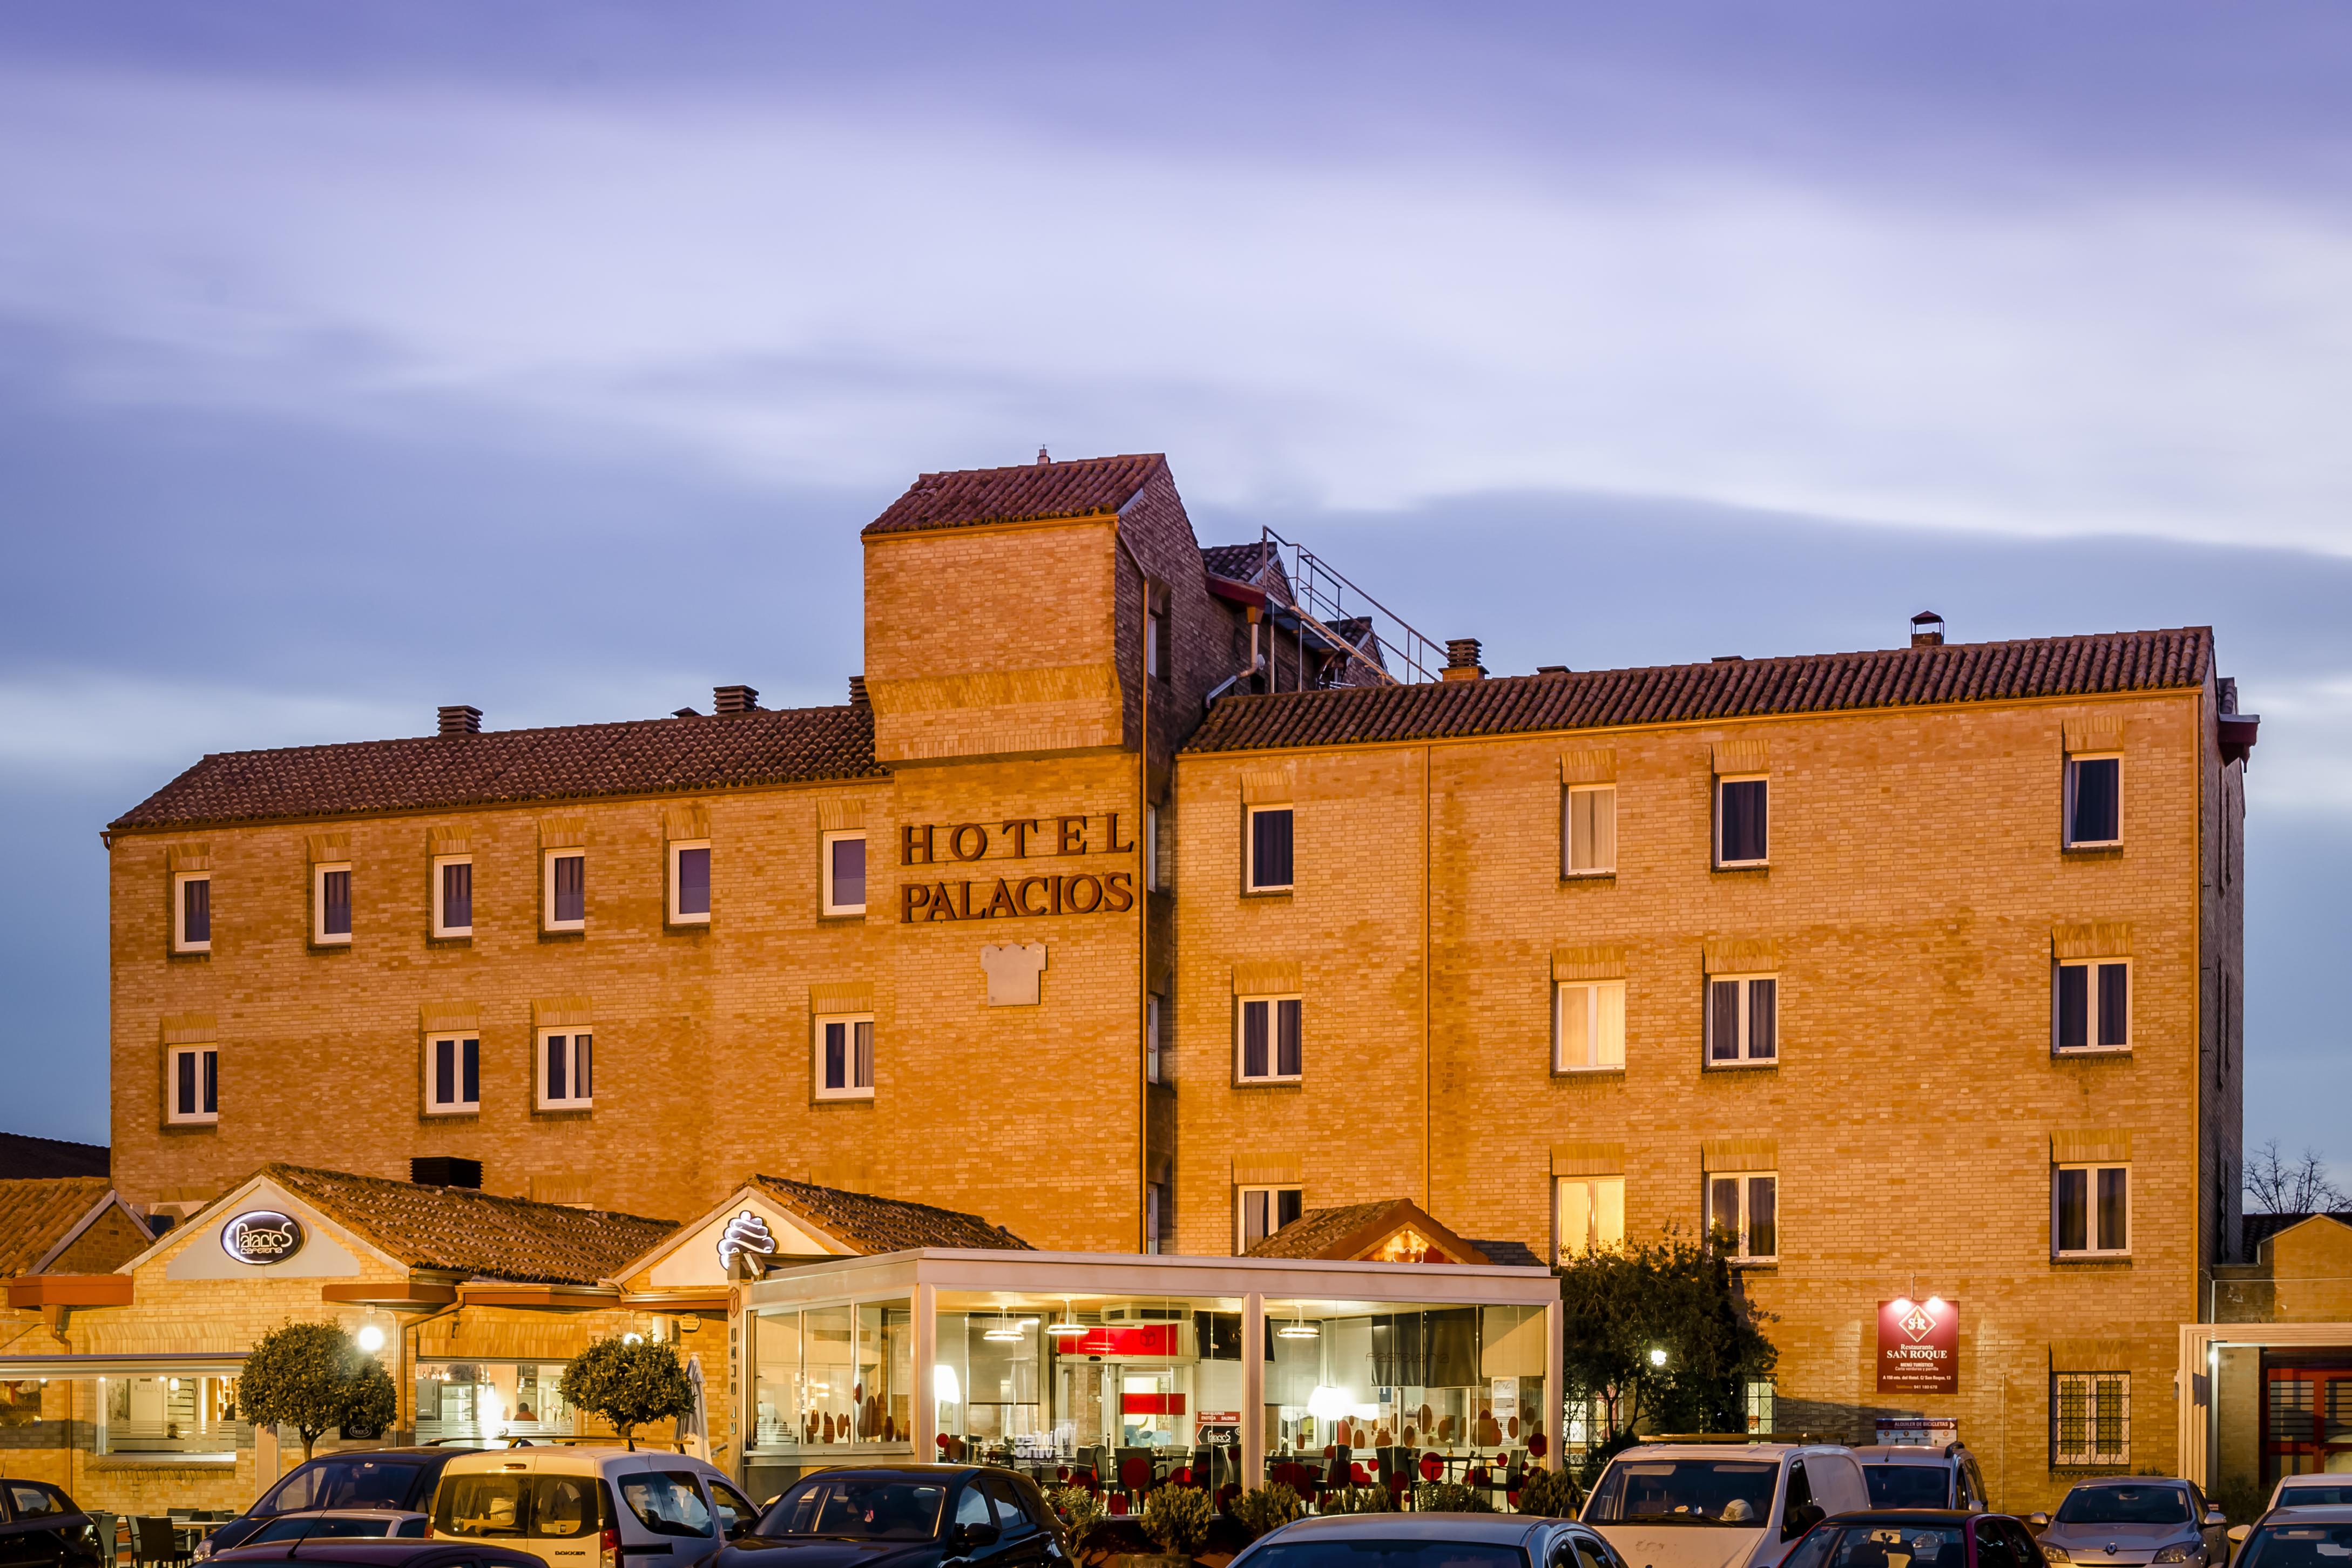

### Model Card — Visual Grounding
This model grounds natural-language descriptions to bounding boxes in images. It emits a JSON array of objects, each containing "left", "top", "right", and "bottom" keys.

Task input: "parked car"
[
  {"left": 210, "top": 1538, "right": 546, "bottom": 1568},
  {"left": 2266, "top": 1479, "right": 2352, "bottom": 1513},
  {"left": 2027, "top": 1479, "right": 2228, "bottom": 1568},
  {"left": 2219, "top": 1505, "right": 2352, "bottom": 1568},
  {"left": 718, "top": 1465, "right": 1069, "bottom": 1568},
  {"left": 240, "top": 1512, "right": 431, "bottom": 1546},
  {"left": 1782, "top": 1510, "right": 2051, "bottom": 1568},
  {"left": 0, "top": 1478, "right": 106, "bottom": 1568},
  {"left": 1853, "top": 1445, "right": 1991, "bottom": 1512},
  {"left": 1582, "top": 1441, "right": 1871, "bottom": 1568},
  {"left": 432, "top": 1447, "right": 760, "bottom": 1568},
  {"left": 1228, "top": 1509, "right": 1631, "bottom": 1568},
  {"left": 198, "top": 1450, "right": 475, "bottom": 1559}
]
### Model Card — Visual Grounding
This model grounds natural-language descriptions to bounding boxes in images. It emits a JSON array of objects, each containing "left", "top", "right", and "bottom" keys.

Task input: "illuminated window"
[
  {"left": 1556, "top": 981, "right": 1626, "bottom": 1071},
  {"left": 1556, "top": 1175, "right": 1625, "bottom": 1261},
  {"left": 1236, "top": 1186, "right": 1302, "bottom": 1253},
  {"left": 2052, "top": 1371, "right": 2130, "bottom": 1466},
  {"left": 1708, "top": 1171, "right": 1777, "bottom": 1262},
  {"left": 1564, "top": 785, "right": 1617, "bottom": 875}
]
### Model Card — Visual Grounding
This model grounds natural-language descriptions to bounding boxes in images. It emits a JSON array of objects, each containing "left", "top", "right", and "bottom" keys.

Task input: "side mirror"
[
  {"left": 2028, "top": 1515, "right": 2051, "bottom": 1532},
  {"left": 2229, "top": 1528, "right": 2251, "bottom": 1545},
  {"left": 955, "top": 1524, "right": 1002, "bottom": 1553},
  {"left": 2206, "top": 1512, "right": 2229, "bottom": 1530},
  {"left": 1969, "top": 1503, "right": 1989, "bottom": 1516}
]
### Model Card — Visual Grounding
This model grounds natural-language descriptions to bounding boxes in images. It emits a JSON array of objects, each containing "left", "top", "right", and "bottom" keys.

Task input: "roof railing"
[{"left": 1233, "top": 526, "right": 1445, "bottom": 691}]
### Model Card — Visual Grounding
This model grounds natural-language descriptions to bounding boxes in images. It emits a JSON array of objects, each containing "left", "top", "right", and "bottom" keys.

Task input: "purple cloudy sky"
[{"left": 4, "top": 3, "right": 2349, "bottom": 1176}]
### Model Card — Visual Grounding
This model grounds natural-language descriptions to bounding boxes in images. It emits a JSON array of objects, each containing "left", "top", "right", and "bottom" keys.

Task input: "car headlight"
[
  {"left": 2153, "top": 1547, "right": 2196, "bottom": 1564},
  {"left": 2040, "top": 1547, "right": 2071, "bottom": 1563}
]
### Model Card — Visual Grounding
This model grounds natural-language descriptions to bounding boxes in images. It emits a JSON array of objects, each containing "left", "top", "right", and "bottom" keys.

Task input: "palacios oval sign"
[{"left": 220, "top": 1209, "right": 305, "bottom": 1266}]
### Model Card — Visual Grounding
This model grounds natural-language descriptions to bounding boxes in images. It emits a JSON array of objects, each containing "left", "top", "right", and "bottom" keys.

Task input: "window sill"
[
  {"left": 817, "top": 910, "right": 868, "bottom": 924},
  {"left": 2052, "top": 1253, "right": 2133, "bottom": 1266},
  {"left": 2053, "top": 1046, "right": 2133, "bottom": 1060},
  {"left": 539, "top": 927, "right": 586, "bottom": 942},
  {"left": 813, "top": 1093, "right": 876, "bottom": 1106},
  {"left": 1241, "top": 888, "right": 1294, "bottom": 900},
  {"left": 309, "top": 940, "right": 353, "bottom": 953},
  {"left": 428, "top": 932, "right": 474, "bottom": 947},
  {"left": 666, "top": 918, "right": 712, "bottom": 932},
  {"left": 2062, "top": 844, "right": 2124, "bottom": 859},
  {"left": 534, "top": 1104, "right": 593, "bottom": 1119},
  {"left": 423, "top": 1109, "right": 481, "bottom": 1121},
  {"left": 1552, "top": 1065, "right": 1626, "bottom": 1079},
  {"left": 161, "top": 1119, "right": 219, "bottom": 1133},
  {"left": 1560, "top": 871, "right": 1617, "bottom": 885},
  {"left": 1704, "top": 1059, "right": 1779, "bottom": 1072},
  {"left": 1712, "top": 864, "right": 1770, "bottom": 879},
  {"left": 1234, "top": 1077, "right": 1303, "bottom": 1090},
  {"left": 1730, "top": 1258, "right": 1779, "bottom": 1270},
  {"left": 168, "top": 948, "right": 211, "bottom": 961}
]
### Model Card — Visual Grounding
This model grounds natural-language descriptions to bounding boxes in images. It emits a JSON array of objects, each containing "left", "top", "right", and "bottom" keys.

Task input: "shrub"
[
  {"left": 1323, "top": 1485, "right": 1396, "bottom": 1513},
  {"left": 1050, "top": 1486, "right": 1107, "bottom": 1544},
  {"left": 1141, "top": 1486, "right": 1216, "bottom": 1556},
  {"left": 1231, "top": 1484, "right": 1305, "bottom": 1537},
  {"left": 1414, "top": 1482, "right": 1497, "bottom": 1514},
  {"left": 1512, "top": 1469, "right": 1583, "bottom": 1518},
  {"left": 562, "top": 1336, "right": 692, "bottom": 1450}
]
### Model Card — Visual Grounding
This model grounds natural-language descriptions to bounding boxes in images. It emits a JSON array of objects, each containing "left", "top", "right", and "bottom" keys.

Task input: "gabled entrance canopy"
[{"left": 1245, "top": 1199, "right": 1491, "bottom": 1265}]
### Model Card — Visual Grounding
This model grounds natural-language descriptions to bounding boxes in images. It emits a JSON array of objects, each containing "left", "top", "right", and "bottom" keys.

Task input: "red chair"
[
  {"left": 1419, "top": 1453, "right": 1444, "bottom": 1482},
  {"left": 1172, "top": 1466, "right": 1194, "bottom": 1488},
  {"left": 1119, "top": 1456, "right": 1153, "bottom": 1511},
  {"left": 1107, "top": 1495, "right": 1128, "bottom": 1517},
  {"left": 1350, "top": 1463, "right": 1372, "bottom": 1487}
]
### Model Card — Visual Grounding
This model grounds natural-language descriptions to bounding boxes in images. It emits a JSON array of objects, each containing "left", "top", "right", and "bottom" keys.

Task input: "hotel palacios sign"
[
  {"left": 897, "top": 813, "right": 1137, "bottom": 924},
  {"left": 1877, "top": 1296, "right": 1959, "bottom": 1394}
]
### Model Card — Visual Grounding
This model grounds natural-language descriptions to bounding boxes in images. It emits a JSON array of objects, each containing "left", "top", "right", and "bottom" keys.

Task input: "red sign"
[
  {"left": 1057, "top": 1324, "right": 1179, "bottom": 1357},
  {"left": 1121, "top": 1393, "right": 1187, "bottom": 1415},
  {"left": 1877, "top": 1297, "right": 1958, "bottom": 1394}
]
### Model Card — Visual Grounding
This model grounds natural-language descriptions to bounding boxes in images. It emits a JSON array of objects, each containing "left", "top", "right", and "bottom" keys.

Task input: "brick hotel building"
[{"left": 94, "top": 451, "right": 2255, "bottom": 1502}]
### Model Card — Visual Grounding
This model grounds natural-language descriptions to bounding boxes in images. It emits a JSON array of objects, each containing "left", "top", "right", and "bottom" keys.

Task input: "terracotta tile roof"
[
  {"left": 1187, "top": 627, "right": 2213, "bottom": 754},
  {"left": 748, "top": 1175, "right": 1035, "bottom": 1254},
  {"left": 1199, "top": 542, "right": 1288, "bottom": 591},
  {"left": 1462, "top": 1238, "right": 1544, "bottom": 1269},
  {"left": 864, "top": 455, "right": 1166, "bottom": 536},
  {"left": 1243, "top": 1199, "right": 1490, "bottom": 1265},
  {"left": 110, "top": 705, "right": 882, "bottom": 833},
  {"left": 0, "top": 1131, "right": 108, "bottom": 1180},
  {"left": 0, "top": 1178, "right": 121, "bottom": 1277},
  {"left": 264, "top": 1165, "right": 678, "bottom": 1285},
  {"left": 2243, "top": 1211, "right": 2352, "bottom": 1258}
]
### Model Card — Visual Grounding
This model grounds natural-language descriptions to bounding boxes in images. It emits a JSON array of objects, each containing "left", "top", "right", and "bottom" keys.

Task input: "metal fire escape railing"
[{"left": 1223, "top": 525, "right": 1444, "bottom": 694}]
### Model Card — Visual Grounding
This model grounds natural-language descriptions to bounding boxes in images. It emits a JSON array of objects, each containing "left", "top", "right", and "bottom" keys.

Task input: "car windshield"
[
  {"left": 1782, "top": 1524, "right": 1970, "bottom": 1568},
  {"left": 1863, "top": 1468, "right": 1952, "bottom": 1509},
  {"left": 2056, "top": 1488, "right": 2192, "bottom": 1525},
  {"left": 1247, "top": 1544, "right": 1529, "bottom": 1568},
  {"left": 258, "top": 1459, "right": 427, "bottom": 1516},
  {"left": 761, "top": 1478, "right": 947, "bottom": 1542},
  {"left": 2280, "top": 1490, "right": 2352, "bottom": 1508},
  {"left": 2240, "top": 1524, "right": 2352, "bottom": 1568},
  {"left": 1586, "top": 1461, "right": 1779, "bottom": 1525},
  {"left": 249, "top": 1518, "right": 400, "bottom": 1544}
]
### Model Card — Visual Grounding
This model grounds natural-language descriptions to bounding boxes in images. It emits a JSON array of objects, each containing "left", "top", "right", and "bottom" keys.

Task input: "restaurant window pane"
[
  {"left": 97, "top": 1375, "right": 240, "bottom": 1457},
  {"left": 754, "top": 1310, "right": 804, "bottom": 1450}
]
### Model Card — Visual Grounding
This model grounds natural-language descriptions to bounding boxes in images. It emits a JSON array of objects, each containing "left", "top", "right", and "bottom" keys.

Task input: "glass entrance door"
[{"left": 2265, "top": 1367, "right": 2352, "bottom": 1485}]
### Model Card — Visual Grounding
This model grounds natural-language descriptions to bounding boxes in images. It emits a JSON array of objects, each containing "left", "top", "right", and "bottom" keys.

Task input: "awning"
[{"left": 0, "top": 1353, "right": 247, "bottom": 1378}]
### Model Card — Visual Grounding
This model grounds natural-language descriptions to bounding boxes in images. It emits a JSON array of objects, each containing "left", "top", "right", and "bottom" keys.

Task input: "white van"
[
  {"left": 431, "top": 1448, "right": 762, "bottom": 1568},
  {"left": 1583, "top": 1441, "right": 1870, "bottom": 1568}
]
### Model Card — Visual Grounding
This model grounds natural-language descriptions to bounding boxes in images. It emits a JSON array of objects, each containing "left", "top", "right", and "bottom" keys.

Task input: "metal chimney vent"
[
  {"left": 438, "top": 705, "right": 482, "bottom": 735},
  {"left": 713, "top": 685, "right": 759, "bottom": 715}
]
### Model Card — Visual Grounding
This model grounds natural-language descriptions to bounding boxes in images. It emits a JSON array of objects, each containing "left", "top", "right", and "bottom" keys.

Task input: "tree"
[
  {"left": 1557, "top": 1228, "right": 1778, "bottom": 1481},
  {"left": 238, "top": 1322, "right": 400, "bottom": 1462},
  {"left": 2245, "top": 1140, "right": 2348, "bottom": 1215},
  {"left": 563, "top": 1336, "right": 692, "bottom": 1450}
]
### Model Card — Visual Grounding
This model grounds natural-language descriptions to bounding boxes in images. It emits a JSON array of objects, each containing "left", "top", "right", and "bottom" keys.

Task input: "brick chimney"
[
  {"left": 1441, "top": 638, "right": 1486, "bottom": 682},
  {"left": 713, "top": 685, "right": 759, "bottom": 714},
  {"left": 1910, "top": 611, "right": 1946, "bottom": 648},
  {"left": 437, "top": 705, "right": 482, "bottom": 735}
]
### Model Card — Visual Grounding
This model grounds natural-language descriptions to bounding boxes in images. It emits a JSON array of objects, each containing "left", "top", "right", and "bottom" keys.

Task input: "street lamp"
[{"left": 1648, "top": 1347, "right": 1669, "bottom": 1368}]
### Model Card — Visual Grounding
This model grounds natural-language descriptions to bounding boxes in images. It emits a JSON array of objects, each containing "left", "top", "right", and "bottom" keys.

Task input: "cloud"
[{"left": 0, "top": 68, "right": 2349, "bottom": 550}]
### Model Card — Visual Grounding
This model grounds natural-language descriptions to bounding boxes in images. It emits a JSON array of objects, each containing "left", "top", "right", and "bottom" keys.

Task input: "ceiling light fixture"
[
  {"left": 1047, "top": 1297, "right": 1086, "bottom": 1340},
  {"left": 1277, "top": 1304, "right": 1319, "bottom": 1339},
  {"left": 983, "top": 1315, "right": 1026, "bottom": 1342}
]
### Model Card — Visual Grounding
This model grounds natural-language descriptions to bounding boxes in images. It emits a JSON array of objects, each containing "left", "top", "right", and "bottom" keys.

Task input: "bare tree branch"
[{"left": 2244, "top": 1139, "right": 2349, "bottom": 1215}]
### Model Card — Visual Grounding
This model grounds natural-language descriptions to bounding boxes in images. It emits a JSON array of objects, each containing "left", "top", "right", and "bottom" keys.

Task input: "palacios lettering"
[
  {"left": 891, "top": 808, "right": 1143, "bottom": 924},
  {"left": 898, "top": 871, "right": 1136, "bottom": 924}
]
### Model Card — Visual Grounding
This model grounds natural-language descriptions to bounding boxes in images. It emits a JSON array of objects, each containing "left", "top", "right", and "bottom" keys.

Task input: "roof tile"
[
  {"left": 265, "top": 1165, "right": 678, "bottom": 1285},
  {"left": 1186, "top": 627, "right": 2213, "bottom": 754},
  {"left": 864, "top": 455, "right": 1164, "bottom": 536},
  {"left": 748, "top": 1175, "right": 1034, "bottom": 1254},
  {"left": 0, "top": 1178, "right": 122, "bottom": 1278}
]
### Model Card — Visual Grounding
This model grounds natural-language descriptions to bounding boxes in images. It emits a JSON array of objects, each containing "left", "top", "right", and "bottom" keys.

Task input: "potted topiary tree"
[
  {"left": 562, "top": 1336, "right": 692, "bottom": 1451},
  {"left": 238, "top": 1322, "right": 399, "bottom": 1463}
]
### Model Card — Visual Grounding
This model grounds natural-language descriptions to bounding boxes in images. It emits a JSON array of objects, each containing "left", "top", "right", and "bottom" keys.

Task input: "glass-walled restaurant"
[{"left": 742, "top": 1251, "right": 1563, "bottom": 1501}]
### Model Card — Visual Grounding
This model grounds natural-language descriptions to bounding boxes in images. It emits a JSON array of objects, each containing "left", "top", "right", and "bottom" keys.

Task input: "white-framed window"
[
  {"left": 1246, "top": 805, "right": 1294, "bottom": 893},
  {"left": 538, "top": 1030, "right": 593, "bottom": 1110},
  {"left": 1707, "top": 1171, "right": 1778, "bottom": 1262},
  {"left": 1706, "top": 974, "right": 1778, "bottom": 1065},
  {"left": 1556, "top": 1175, "right": 1625, "bottom": 1261},
  {"left": 668, "top": 839, "right": 712, "bottom": 925},
  {"left": 431, "top": 855, "right": 473, "bottom": 938},
  {"left": 2055, "top": 1163, "right": 2130, "bottom": 1257},
  {"left": 543, "top": 850, "right": 586, "bottom": 931},
  {"left": 165, "top": 1044, "right": 218, "bottom": 1125},
  {"left": 1745, "top": 1378, "right": 1776, "bottom": 1436},
  {"left": 821, "top": 832, "right": 867, "bottom": 917},
  {"left": 1715, "top": 775, "right": 1769, "bottom": 867},
  {"left": 1564, "top": 783, "right": 1617, "bottom": 875},
  {"left": 172, "top": 873, "right": 212, "bottom": 954},
  {"left": 1236, "top": 995, "right": 1302, "bottom": 1083},
  {"left": 2055, "top": 958, "right": 2131, "bottom": 1053},
  {"left": 1236, "top": 1185, "right": 1303, "bottom": 1253},
  {"left": 1556, "top": 980, "right": 1627, "bottom": 1071},
  {"left": 2052, "top": 1371, "right": 2131, "bottom": 1466},
  {"left": 312, "top": 862, "right": 353, "bottom": 945},
  {"left": 815, "top": 1013, "right": 874, "bottom": 1100},
  {"left": 427, "top": 1033, "right": 480, "bottom": 1115},
  {"left": 1144, "top": 805, "right": 1160, "bottom": 893},
  {"left": 1145, "top": 993, "right": 1163, "bottom": 1085},
  {"left": 2065, "top": 754, "right": 2123, "bottom": 848}
]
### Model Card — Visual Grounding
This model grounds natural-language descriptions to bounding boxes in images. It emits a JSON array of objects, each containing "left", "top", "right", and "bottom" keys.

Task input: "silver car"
[
  {"left": 1232, "top": 1510, "right": 1632, "bottom": 1568},
  {"left": 2029, "top": 1479, "right": 2228, "bottom": 1568}
]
